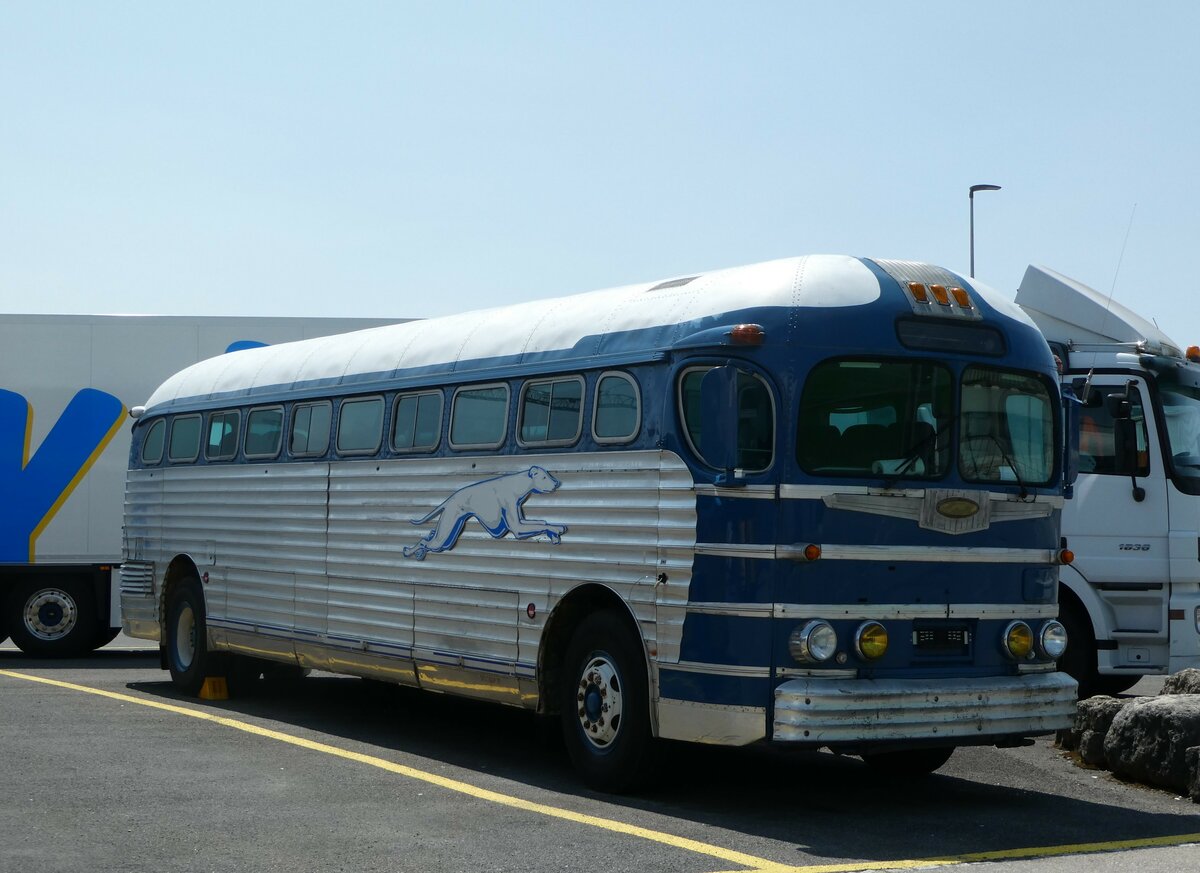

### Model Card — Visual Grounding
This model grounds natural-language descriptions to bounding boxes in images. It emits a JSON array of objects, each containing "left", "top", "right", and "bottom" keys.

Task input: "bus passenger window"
[
  {"left": 449, "top": 384, "right": 509, "bottom": 449},
  {"left": 290, "top": 401, "right": 332, "bottom": 457},
  {"left": 244, "top": 407, "right": 284, "bottom": 459},
  {"left": 141, "top": 419, "right": 166, "bottom": 465},
  {"left": 206, "top": 411, "right": 241, "bottom": 461},
  {"left": 168, "top": 414, "right": 202, "bottom": 463},
  {"left": 679, "top": 367, "right": 774, "bottom": 472},
  {"left": 337, "top": 397, "right": 384, "bottom": 455},
  {"left": 519, "top": 377, "right": 583, "bottom": 446},
  {"left": 392, "top": 391, "right": 443, "bottom": 452},
  {"left": 593, "top": 372, "right": 640, "bottom": 443}
]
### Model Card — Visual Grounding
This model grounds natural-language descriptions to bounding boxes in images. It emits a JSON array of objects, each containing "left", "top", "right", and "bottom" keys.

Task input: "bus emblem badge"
[
  {"left": 936, "top": 497, "right": 980, "bottom": 519},
  {"left": 402, "top": 466, "right": 568, "bottom": 561}
]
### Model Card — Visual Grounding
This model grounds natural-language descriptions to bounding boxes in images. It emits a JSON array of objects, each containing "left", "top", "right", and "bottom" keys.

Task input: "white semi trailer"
[
  {"left": 0, "top": 313, "right": 397, "bottom": 656},
  {"left": 1017, "top": 267, "right": 1200, "bottom": 695}
]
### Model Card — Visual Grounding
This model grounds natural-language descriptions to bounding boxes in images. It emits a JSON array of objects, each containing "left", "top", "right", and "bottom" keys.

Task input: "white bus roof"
[{"left": 143, "top": 255, "right": 1016, "bottom": 413}]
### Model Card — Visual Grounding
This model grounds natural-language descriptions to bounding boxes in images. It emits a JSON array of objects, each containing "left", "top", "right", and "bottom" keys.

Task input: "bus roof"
[{"left": 142, "top": 255, "right": 1018, "bottom": 413}]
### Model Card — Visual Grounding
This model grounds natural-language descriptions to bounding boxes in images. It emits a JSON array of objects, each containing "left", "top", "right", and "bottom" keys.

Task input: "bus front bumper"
[{"left": 773, "top": 671, "right": 1077, "bottom": 745}]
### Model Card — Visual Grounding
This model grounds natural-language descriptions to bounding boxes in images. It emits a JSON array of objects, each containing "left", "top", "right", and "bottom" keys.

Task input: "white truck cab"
[{"left": 1017, "top": 266, "right": 1200, "bottom": 695}]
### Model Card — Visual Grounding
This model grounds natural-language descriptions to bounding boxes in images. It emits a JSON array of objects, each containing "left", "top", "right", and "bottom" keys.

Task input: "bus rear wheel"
[
  {"left": 861, "top": 746, "right": 954, "bottom": 777},
  {"left": 560, "top": 610, "right": 652, "bottom": 793},
  {"left": 5, "top": 580, "right": 96, "bottom": 657},
  {"left": 165, "top": 576, "right": 217, "bottom": 695}
]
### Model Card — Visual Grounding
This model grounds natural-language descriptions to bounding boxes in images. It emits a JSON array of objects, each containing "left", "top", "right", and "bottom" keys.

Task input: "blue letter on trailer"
[{"left": 0, "top": 388, "right": 126, "bottom": 562}]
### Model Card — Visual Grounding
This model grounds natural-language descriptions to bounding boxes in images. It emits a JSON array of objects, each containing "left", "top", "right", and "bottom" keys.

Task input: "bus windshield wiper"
[{"left": 878, "top": 419, "right": 953, "bottom": 486}]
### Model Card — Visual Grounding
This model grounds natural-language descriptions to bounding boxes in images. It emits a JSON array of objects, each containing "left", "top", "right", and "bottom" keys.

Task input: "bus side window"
[
  {"left": 244, "top": 406, "right": 284, "bottom": 459},
  {"left": 291, "top": 401, "right": 332, "bottom": 457},
  {"left": 337, "top": 397, "right": 384, "bottom": 456},
  {"left": 206, "top": 410, "right": 240, "bottom": 461},
  {"left": 392, "top": 391, "right": 443, "bottom": 452},
  {"left": 593, "top": 372, "right": 640, "bottom": 443},
  {"left": 168, "top": 414, "right": 202, "bottom": 463},
  {"left": 679, "top": 367, "right": 773, "bottom": 472},
  {"left": 449, "top": 384, "right": 509, "bottom": 450},
  {"left": 141, "top": 419, "right": 166, "bottom": 465},
  {"left": 519, "top": 376, "right": 583, "bottom": 447}
]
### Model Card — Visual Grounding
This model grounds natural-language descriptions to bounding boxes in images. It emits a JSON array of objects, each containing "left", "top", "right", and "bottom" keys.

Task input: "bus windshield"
[
  {"left": 959, "top": 366, "right": 1055, "bottom": 486},
  {"left": 797, "top": 359, "right": 953, "bottom": 477},
  {"left": 1160, "top": 381, "right": 1200, "bottom": 479}
]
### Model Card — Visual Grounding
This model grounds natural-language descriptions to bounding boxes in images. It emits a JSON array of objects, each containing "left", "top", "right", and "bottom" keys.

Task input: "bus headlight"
[
  {"left": 854, "top": 621, "right": 888, "bottom": 660},
  {"left": 1038, "top": 620, "right": 1068, "bottom": 659},
  {"left": 789, "top": 620, "right": 837, "bottom": 663},
  {"left": 1002, "top": 621, "right": 1033, "bottom": 660}
]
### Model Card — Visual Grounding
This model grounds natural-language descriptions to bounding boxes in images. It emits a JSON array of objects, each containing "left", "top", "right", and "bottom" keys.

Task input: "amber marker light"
[
  {"left": 803, "top": 543, "right": 822, "bottom": 562},
  {"left": 730, "top": 324, "right": 765, "bottom": 345},
  {"left": 950, "top": 286, "right": 972, "bottom": 308},
  {"left": 930, "top": 284, "right": 951, "bottom": 305},
  {"left": 1187, "top": 345, "right": 1200, "bottom": 363},
  {"left": 1058, "top": 548, "right": 1075, "bottom": 565},
  {"left": 908, "top": 282, "right": 930, "bottom": 303}
]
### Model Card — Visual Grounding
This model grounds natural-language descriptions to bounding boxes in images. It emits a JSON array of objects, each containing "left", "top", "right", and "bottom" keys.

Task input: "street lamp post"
[{"left": 969, "top": 183, "right": 1001, "bottom": 278}]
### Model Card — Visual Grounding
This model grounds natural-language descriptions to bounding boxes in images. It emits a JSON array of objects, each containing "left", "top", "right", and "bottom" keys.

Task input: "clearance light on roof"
[
  {"left": 950, "top": 286, "right": 973, "bottom": 308},
  {"left": 908, "top": 282, "right": 930, "bottom": 303},
  {"left": 730, "top": 324, "right": 765, "bottom": 346},
  {"left": 930, "top": 284, "right": 951, "bottom": 305},
  {"left": 1188, "top": 345, "right": 1200, "bottom": 363}
]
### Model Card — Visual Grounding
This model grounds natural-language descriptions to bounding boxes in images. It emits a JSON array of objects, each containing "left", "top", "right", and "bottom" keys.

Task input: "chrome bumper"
[{"left": 773, "top": 672, "right": 1077, "bottom": 744}]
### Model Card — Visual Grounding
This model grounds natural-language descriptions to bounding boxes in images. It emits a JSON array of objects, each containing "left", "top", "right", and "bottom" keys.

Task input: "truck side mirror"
[
  {"left": 698, "top": 365, "right": 741, "bottom": 484},
  {"left": 1104, "top": 393, "right": 1132, "bottom": 420}
]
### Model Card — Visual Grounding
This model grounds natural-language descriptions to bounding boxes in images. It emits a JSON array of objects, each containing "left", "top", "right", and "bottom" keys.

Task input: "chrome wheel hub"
[
  {"left": 576, "top": 655, "right": 623, "bottom": 748},
  {"left": 23, "top": 589, "right": 78, "bottom": 641}
]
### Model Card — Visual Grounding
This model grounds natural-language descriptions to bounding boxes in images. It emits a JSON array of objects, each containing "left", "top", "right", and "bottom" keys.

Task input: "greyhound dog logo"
[{"left": 402, "top": 466, "right": 567, "bottom": 561}]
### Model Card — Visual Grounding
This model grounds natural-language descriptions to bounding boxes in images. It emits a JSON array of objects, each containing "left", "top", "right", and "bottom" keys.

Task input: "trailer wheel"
[
  {"left": 1058, "top": 598, "right": 1099, "bottom": 698},
  {"left": 165, "top": 576, "right": 217, "bottom": 695},
  {"left": 560, "top": 610, "right": 652, "bottom": 793},
  {"left": 5, "top": 580, "right": 96, "bottom": 657},
  {"left": 861, "top": 746, "right": 954, "bottom": 777}
]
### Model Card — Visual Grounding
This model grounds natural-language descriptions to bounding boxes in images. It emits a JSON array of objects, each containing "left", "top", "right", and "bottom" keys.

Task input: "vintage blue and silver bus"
[{"left": 120, "top": 255, "right": 1077, "bottom": 791}]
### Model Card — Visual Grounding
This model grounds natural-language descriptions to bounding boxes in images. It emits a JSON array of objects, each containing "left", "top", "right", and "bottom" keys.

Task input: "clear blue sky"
[{"left": 3, "top": 2, "right": 1198, "bottom": 346}]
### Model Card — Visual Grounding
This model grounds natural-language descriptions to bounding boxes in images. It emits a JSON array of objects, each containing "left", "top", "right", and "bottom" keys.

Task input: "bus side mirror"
[{"left": 699, "top": 365, "right": 742, "bottom": 484}]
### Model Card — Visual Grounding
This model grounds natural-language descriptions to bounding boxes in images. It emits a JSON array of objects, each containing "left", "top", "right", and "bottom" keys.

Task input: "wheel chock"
[{"left": 199, "top": 677, "right": 229, "bottom": 700}]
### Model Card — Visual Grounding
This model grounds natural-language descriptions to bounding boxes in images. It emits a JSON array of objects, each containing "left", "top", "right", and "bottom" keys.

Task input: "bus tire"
[
  {"left": 861, "top": 746, "right": 954, "bottom": 777},
  {"left": 560, "top": 610, "right": 652, "bottom": 793},
  {"left": 5, "top": 579, "right": 96, "bottom": 658},
  {"left": 165, "top": 576, "right": 216, "bottom": 696}
]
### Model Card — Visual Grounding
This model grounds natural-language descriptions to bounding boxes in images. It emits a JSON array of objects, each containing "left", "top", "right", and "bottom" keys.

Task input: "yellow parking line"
[{"left": 4, "top": 668, "right": 1198, "bottom": 873}]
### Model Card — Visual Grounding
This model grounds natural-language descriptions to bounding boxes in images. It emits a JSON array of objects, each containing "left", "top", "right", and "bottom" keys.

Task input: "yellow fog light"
[
  {"left": 855, "top": 622, "right": 889, "bottom": 660},
  {"left": 1003, "top": 621, "right": 1033, "bottom": 660}
]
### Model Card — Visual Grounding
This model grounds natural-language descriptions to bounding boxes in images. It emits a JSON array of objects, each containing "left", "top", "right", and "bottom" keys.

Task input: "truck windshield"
[
  {"left": 1160, "top": 381, "right": 1200, "bottom": 479},
  {"left": 959, "top": 366, "right": 1055, "bottom": 487},
  {"left": 797, "top": 359, "right": 953, "bottom": 477}
]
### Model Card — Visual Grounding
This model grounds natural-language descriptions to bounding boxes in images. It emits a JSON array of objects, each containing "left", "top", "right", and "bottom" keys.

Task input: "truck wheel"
[
  {"left": 1058, "top": 599, "right": 1099, "bottom": 698},
  {"left": 861, "top": 746, "right": 954, "bottom": 777},
  {"left": 5, "top": 580, "right": 97, "bottom": 657},
  {"left": 91, "top": 627, "right": 122, "bottom": 651},
  {"left": 165, "top": 576, "right": 218, "bottom": 695},
  {"left": 1093, "top": 674, "right": 1140, "bottom": 695},
  {"left": 560, "top": 610, "right": 652, "bottom": 793}
]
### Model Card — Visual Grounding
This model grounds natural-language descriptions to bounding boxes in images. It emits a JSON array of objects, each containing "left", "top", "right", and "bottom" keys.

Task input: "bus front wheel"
[
  {"left": 165, "top": 577, "right": 216, "bottom": 695},
  {"left": 560, "top": 610, "right": 652, "bottom": 793}
]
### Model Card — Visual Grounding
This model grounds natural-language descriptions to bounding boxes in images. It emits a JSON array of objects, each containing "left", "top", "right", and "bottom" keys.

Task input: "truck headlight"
[
  {"left": 789, "top": 620, "right": 837, "bottom": 663},
  {"left": 854, "top": 621, "right": 889, "bottom": 660}
]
